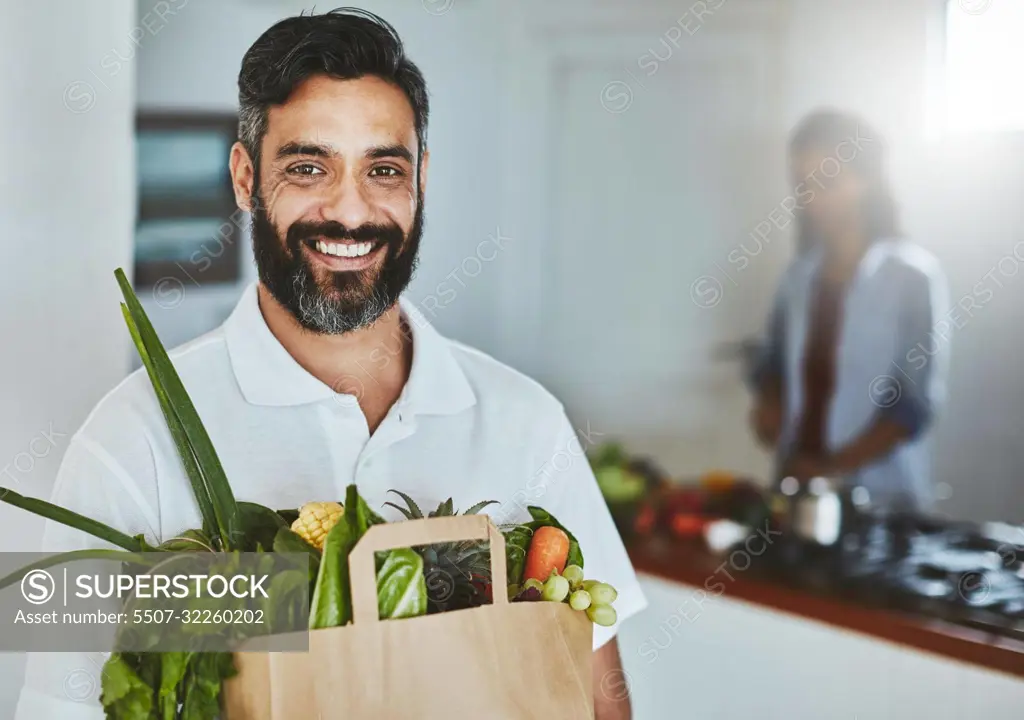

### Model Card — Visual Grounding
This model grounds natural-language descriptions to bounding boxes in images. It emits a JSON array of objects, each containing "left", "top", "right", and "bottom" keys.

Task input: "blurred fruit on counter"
[{"left": 588, "top": 442, "right": 771, "bottom": 544}]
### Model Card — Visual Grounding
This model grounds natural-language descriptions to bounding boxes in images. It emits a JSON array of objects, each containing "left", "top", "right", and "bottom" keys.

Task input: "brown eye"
[
  {"left": 370, "top": 166, "right": 402, "bottom": 178},
  {"left": 289, "top": 164, "right": 324, "bottom": 176}
]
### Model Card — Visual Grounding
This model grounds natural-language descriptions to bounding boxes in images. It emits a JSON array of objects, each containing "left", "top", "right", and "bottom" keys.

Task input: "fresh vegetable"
[
  {"left": 541, "top": 573, "right": 570, "bottom": 603},
  {"left": 526, "top": 507, "right": 584, "bottom": 570},
  {"left": 503, "top": 524, "right": 534, "bottom": 586},
  {"left": 586, "top": 604, "right": 617, "bottom": 627},
  {"left": 0, "top": 486, "right": 148, "bottom": 552},
  {"left": 100, "top": 653, "right": 154, "bottom": 719},
  {"left": 376, "top": 548, "right": 428, "bottom": 620},
  {"left": 309, "top": 485, "right": 381, "bottom": 629},
  {"left": 116, "top": 269, "right": 243, "bottom": 551},
  {"left": 291, "top": 501, "right": 344, "bottom": 550},
  {"left": 523, "top": 526, "right": 570, "bottom": 582},
  {"left": 633, "top": 504, "right": 657, "bottom": 535},
  {"left": 238, "top": 501, "right": 289, "bottom": 552},
  {"left": 569, "top": 590, "right": 592, "bottom": 611},
  {"left": 594, "top": 465, "right": 646, "bottom": 504},
  {"left": 669, "top": 512, "right": 708, "bottom": 538}
]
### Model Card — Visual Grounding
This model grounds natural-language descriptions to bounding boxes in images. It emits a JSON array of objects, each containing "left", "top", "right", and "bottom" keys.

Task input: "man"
[{"left": 17, "top": 9, "right": 645, "bottom": 718}]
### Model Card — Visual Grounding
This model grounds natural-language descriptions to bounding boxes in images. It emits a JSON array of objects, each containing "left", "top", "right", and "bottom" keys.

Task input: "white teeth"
[{"left": 315, "top": 240, "right": 374, "bottom": 258}]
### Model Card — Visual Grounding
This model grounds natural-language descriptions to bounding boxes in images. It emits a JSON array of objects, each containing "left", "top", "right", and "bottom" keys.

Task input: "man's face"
[{"left": 242, "top": 74, "right": 425, "bottom": 334}]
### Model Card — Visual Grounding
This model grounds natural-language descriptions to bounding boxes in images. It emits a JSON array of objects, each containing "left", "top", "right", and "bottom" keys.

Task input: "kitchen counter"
[{"left": 626, "top": 536, "right": 1024, "bottom": 680}]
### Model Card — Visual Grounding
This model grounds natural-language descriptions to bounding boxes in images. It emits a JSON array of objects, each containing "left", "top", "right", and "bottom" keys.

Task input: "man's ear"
[
  {"left": 418, "top": 148, "right": 430, "bottom": 196},
  {"left": 229, "top": 142, "right": 256, "bottom": 211}
]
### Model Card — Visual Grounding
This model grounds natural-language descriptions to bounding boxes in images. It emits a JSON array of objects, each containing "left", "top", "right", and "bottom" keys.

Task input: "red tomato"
[{"left": 670, "top": 513, "right": 707, "bottom": 537}]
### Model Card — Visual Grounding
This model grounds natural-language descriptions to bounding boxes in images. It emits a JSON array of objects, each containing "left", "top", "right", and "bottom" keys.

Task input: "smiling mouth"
[
  {"left": 302, "top": 237, "right": 387, "bottom": 272},
  {"left": 308, "top": 238, "right": 381, "bottom": 258}
]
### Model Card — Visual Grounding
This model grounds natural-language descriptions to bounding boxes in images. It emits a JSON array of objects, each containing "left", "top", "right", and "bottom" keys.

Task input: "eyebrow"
[
  {"left": 366, "top": 144, "right": 415, "bottom": 164},
  {"left": 274, "top": 141, "right": 415, "bottom": 164}
]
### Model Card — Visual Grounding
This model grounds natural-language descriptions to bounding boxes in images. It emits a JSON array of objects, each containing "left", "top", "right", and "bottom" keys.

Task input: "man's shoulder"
[
  {"left": 78, "top": 328, "right": 230, "bottom": 440},
  {"left": 882, "top": 239, "right": 944, "bottom": 281},
  {"left": 444, "top": 339, "right": 564, "bottom": 418}
]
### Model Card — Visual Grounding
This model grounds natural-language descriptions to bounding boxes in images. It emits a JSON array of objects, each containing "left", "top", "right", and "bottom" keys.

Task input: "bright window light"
[{"left": 939, "top": 0, "right": 1024, "bottom": 134}]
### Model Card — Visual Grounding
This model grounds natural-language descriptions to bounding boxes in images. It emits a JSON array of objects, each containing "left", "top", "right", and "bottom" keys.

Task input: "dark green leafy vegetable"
[
  {"left": 158, "top": 652, "right": 190, "bottom": 720},
  {"left": 376, "top": 548, "right": 427, "bottom": 620},
  {"left": 180, "top": 652, "right": 236, "bottom": 719},
  {"left": 309, "top": 485, "right": 380, "bottom": 629},
  {"left": 503, "top": 525, "right": 535, "bottom": 586},
  {"left": 101, "top": 653, "right": 154, "bottom": 720},
  {"left": 237, "top": 502, "right": 289, "bottom": 553},
  {"left": 276, "top": 508, "right": 300, "bottom": 526}
]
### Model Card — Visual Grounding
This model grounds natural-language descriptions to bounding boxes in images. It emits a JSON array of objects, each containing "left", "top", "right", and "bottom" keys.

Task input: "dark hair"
[
  {"left": 237, "top": 8, "right": 429, "bottom": 168},
  {"left": 789, "top": 109, "right": 901, "bottom": 253}
]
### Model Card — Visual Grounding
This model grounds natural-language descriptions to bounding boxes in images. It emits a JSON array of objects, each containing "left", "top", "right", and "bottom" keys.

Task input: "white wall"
[{"left": 0, "top": 0, "right": 137, "bottom": 711}]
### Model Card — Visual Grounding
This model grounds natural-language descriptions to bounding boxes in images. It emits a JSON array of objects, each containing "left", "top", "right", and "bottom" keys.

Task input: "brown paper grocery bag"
[{"left": 223, "top": 515, "right": 594, "bottom": 719}]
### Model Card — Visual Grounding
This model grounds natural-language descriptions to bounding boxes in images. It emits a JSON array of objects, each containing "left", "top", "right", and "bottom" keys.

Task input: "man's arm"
[
  {"left": 748, "top": 283, "right": 787, "bottom": 448},
  {"left": 16, "top": 405, "right": 160, "bottom": 720},
  {"left": 518, "top": 407, "right": 647, "bottom": 716},
  {"left": 593, "top": 638, "right": 631, "bottom": 720}
]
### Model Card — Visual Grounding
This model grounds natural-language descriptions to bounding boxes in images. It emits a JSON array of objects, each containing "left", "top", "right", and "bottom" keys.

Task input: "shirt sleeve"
[
  {"left": 16, "top": 412, "right": 161, "bottom": 719},
  {"left": 885, "top": 262, "right": 950, "bottom": 439},
  {"left": 523, "top": 408, "right": 648, "bottom": 650}
]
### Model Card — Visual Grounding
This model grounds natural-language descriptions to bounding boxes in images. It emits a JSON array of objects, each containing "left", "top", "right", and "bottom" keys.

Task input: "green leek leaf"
[
  {"left": 0, "top": 487, "right": 144, "bottom": 553},
  {"left": 115, "top": 269, "right": 241, "bottom": 550},
  {"left": 120, "top": 304, "right": 220, "bottom": 545}
]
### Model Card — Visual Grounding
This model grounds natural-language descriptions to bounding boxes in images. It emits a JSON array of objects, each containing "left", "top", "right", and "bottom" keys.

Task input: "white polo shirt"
[{"left": 17, "top": 282, "right": 646, "bottom": 718}]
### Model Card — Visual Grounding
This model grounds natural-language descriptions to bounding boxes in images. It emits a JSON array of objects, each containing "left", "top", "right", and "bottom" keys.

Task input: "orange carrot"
[{"left": 523, "top": 526, "right": 570, "bottom": 582}]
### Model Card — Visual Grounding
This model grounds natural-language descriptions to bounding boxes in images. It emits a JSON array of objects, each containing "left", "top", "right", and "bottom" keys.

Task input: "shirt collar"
[
  {"left": 803, "top": 237, "right": 901, "bottom": 280},
  {"left": 223, "top": 283, "right": 476, "bottom": 415}
]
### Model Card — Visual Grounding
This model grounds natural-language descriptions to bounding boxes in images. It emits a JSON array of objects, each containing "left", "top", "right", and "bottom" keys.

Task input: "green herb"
[{"left": 376, "top": 548, "right": 427, "bottom": 620}]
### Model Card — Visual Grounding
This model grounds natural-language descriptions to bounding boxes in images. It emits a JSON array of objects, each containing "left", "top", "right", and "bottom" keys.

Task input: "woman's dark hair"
[
  {"left": 789, "top": 109, "right": 901, "bottom": 253},
  {"left": 237, "top": 8, "right": 429, "bottom": 169}
]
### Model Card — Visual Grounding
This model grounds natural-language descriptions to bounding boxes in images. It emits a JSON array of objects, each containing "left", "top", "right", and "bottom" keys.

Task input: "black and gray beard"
[{"left": 250, "top": 189, "right": 423, "bottom": 334}]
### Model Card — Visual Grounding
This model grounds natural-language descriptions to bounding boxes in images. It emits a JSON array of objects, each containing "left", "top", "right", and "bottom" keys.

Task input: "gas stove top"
[{"left": 767, "top": 512, "right": 1024, "bottom": 641}]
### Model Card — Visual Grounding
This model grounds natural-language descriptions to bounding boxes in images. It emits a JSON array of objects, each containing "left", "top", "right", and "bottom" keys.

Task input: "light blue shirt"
[{"left": 752, "top": 239, "right": 950, "bottom": 510}]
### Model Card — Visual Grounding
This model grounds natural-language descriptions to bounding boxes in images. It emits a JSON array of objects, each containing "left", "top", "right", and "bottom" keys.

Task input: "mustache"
[{"left": 285, "top": 220, "right": 405, "bottom": 247}]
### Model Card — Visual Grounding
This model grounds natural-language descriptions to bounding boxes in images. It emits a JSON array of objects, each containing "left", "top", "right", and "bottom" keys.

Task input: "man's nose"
[{"left": 320, "top": 176, "right": 373, "bottom": 229}]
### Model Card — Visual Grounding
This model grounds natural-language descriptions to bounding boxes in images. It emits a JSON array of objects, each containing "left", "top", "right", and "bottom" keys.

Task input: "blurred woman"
[{"left": 750, "top": 110, "right": 949, "bottom": 511}]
